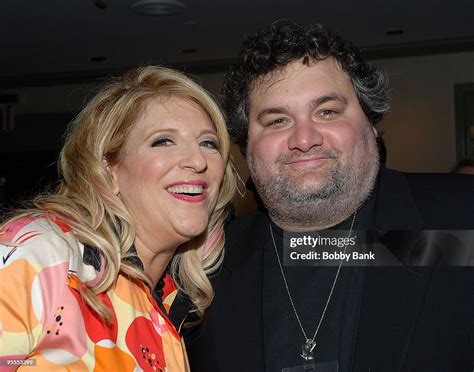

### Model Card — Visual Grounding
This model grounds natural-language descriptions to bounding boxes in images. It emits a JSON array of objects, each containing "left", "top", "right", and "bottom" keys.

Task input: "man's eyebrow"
[
  {"left": 256, "top": 93, "right": 348, "bottom": 121},
  {"left": 310, "top": 93, "right": 348, "bottom": 109},
  {"left": 256, "top": 106, "right": 290, "bottom": 121}
]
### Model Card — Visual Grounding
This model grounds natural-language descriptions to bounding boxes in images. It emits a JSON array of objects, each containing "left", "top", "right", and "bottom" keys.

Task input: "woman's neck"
[{"left": 133, "top": 236, "right": 178, "bottom": 288}]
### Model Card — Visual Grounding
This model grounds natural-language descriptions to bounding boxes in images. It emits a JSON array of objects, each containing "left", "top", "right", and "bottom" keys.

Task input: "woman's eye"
[
  {"left": 151, "top": 138, "right": 174, "bottom": 147},
  {"left": 200, "top": 139, "right": 220, "bottom": 150}
]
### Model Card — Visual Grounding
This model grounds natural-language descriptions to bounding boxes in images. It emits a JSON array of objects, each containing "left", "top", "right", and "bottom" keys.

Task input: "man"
[{"left": 186, "top": 21, "right": 474, "bottom": 371}]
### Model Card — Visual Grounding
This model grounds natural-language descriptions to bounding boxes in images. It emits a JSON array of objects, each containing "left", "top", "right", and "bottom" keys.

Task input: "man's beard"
[{"left": 247, "top": 129, "right": 379, "bottom": 231}]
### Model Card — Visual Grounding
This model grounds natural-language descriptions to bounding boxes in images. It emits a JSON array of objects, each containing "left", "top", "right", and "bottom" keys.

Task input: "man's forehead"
[
  {"left": 249, "top": 57, "right": 348, "bottom": 97},
  {"left": 250, "top": 67, "right": 289, "bottom": 95}
]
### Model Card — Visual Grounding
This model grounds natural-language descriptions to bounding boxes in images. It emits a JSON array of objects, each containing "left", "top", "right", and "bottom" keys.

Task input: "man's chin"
[
  {"left": 287, "top": 177, "right": 333, "bottom": 194},
  {"left": 284, "top": 164, "right": 334, "bottom": 182}
]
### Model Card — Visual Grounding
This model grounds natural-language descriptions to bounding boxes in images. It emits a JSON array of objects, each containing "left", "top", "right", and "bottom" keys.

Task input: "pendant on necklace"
[{"left": 300, "top": 339, "right": 316, "bottom": 361}]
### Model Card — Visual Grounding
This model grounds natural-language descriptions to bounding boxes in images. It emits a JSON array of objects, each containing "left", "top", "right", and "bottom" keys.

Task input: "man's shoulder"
[
  {"left": 380, "top": 168, "right": 474, "bottom": 228},
  {"left": 380, "top": 167, "right": 474, "bottom": 198},
  {"left": 396, "top": 169, "right": 474, "bottom": 205},
  {"left": 403, "top": 170, "right": 474, "bottom": 192}
]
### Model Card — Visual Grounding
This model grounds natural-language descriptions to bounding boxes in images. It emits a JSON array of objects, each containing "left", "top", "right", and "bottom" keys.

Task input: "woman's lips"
[
  {"left": 168, "top": 192, "right": 207, "bottom": 202},
  {"left": 165, "top": 180, "right": 208, "bottom": 203}
]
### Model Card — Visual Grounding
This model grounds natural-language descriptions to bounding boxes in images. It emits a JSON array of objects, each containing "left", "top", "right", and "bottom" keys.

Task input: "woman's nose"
[{"left": 178, "top": 143, "right": 208, "bottom": 173}]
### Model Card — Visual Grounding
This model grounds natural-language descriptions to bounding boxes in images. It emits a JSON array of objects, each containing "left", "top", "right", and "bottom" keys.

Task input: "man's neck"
[{"left": 271, "top": 211, "right": 355, "bottom": 232}]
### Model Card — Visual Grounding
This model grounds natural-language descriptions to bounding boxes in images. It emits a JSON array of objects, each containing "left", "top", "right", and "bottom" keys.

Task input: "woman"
[{"left": 0, "top": 66, "right": 236, "bottom": 370}]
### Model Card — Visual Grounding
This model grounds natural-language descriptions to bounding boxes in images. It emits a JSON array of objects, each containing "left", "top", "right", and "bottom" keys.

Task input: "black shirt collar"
[{"left": 82, "top": 243, "right": 192, "bottom": 332}]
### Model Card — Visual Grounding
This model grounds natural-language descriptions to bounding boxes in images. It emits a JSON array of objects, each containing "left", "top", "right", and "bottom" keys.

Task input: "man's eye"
[
  {"left": 151, "top": 138, "right": 174, "bottom": 147},
  {"left": 320, "top": 109, "right": 336, "bottom": 118},
  {"left": 200, "top": 139, "right": 220, "bottom": 150},
  {"left": 268, "top": 118, "right": 288, "bottom": 126}
]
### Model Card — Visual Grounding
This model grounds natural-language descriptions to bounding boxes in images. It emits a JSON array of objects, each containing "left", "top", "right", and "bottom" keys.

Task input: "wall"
[{"left": 375, "top": 51, "right": 474, "bottom": 172}]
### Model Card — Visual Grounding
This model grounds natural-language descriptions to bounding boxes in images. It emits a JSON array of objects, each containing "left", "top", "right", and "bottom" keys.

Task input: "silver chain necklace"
[{"left": 269, "top": 211, "right": 357, "bottom": 362}]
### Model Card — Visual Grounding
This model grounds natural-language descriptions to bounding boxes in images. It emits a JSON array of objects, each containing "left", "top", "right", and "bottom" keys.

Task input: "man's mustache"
[{"left": 279, "top": 148, "right": 339, "bottom": 164}]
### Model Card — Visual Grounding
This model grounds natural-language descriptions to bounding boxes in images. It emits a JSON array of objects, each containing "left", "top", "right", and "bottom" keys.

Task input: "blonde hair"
[{"left": 1, "top": 66, "right": 236, "bottom": 321}]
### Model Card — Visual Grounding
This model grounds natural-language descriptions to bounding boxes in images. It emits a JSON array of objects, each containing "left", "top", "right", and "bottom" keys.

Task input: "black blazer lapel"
[
  {"left": 353, "top": 167, "right": 431, "bottom": 370},
  {"left": 353, "top": 265, "right": 433, "bottom": 370}
]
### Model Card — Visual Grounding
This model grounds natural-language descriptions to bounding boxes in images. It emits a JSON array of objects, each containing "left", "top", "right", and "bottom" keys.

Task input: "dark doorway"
[
  {"left": 0, "top": 112, "right": 74, "bottom": 210},
  {"left": 0, "top": 151, "right": 59, "bottom": 209},
  {"left": 455, "top": 83, "right": 474, "bottom": 161}
]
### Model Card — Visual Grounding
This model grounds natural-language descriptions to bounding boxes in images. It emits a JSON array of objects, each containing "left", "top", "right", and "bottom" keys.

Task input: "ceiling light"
[
  {"left": 90, "top": 56, "right": 107, "bottom": 63},
  {"left": 95, "top": 0, "right": 108, "bottom": 10},
  {"left": 385, "top": 28, "right": 404, "bottom": 36},
  {"left": 181, "top": 48, "right": 197, "bottom": 54},
  {"left": 130, "top": 0, "right": 186, "bottom": 16}
]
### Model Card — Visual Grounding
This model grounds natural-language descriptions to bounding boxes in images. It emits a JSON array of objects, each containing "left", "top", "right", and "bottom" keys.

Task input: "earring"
[{"left": 230, "top": 163, "right": 247, "bottom": 198}]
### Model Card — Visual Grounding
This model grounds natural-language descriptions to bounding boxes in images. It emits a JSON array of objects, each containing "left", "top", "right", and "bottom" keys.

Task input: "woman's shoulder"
[
  {"left": 0, "top": 214, "right": 83, "bottom": 271},
  {"left": 1, "top": 214, "right": 103, "bottom": 286},
  {"left": 0, "top": 214, "right": 96, "bottom": 360}
]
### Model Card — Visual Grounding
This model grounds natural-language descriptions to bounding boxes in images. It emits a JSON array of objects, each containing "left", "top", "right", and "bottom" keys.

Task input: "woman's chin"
[{"left": 174, "top": 222, "right": 208, "bottom": 243}]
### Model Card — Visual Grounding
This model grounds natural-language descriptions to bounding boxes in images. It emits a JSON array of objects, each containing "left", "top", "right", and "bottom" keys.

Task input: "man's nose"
[
  {"left": 287, "top": 120, "right": 324, "bottom": 152},
  {"left": 178, "top": 143, "right": 208, "bottom": 173}
]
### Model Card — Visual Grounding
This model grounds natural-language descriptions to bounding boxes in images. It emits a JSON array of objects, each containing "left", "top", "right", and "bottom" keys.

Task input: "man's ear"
[{"left": 102, "top": 158, "right": 120, "bottom": 195}]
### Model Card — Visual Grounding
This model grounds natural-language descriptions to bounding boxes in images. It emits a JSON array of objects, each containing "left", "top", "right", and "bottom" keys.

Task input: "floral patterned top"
[{"left": 0, "top": 215, "right": 191, "bottom": 371}]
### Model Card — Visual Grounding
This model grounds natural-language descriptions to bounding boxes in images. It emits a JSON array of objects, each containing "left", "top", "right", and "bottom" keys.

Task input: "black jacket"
[{"left": 186, "top": 168, "right": 474, "bottom": 371}]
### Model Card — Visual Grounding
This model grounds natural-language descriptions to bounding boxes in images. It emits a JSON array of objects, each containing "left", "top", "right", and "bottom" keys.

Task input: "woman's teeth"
[{"left": 166, "top": 185, "right": 204, "bottom": 195}]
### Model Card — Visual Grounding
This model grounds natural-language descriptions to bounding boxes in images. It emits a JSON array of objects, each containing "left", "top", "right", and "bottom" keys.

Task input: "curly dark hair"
[{"left": 221, "top": 20, "right": 390, "bottom": 154}]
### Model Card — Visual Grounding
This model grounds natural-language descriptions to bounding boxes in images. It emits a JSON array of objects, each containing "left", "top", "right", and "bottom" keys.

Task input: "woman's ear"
[{"left": 102, "top": 157, "right": 120, "bottom": 195}]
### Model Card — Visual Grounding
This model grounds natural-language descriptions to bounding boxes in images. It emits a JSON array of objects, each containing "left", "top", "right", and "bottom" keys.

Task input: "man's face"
[{"left": 247, "top": 58, "right": 379, "bottom": 230}]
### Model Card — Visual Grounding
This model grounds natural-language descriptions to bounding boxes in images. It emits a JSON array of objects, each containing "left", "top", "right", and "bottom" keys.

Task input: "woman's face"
[{"left": 110, "top": 95, "right": 224, "bottom": 250}]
